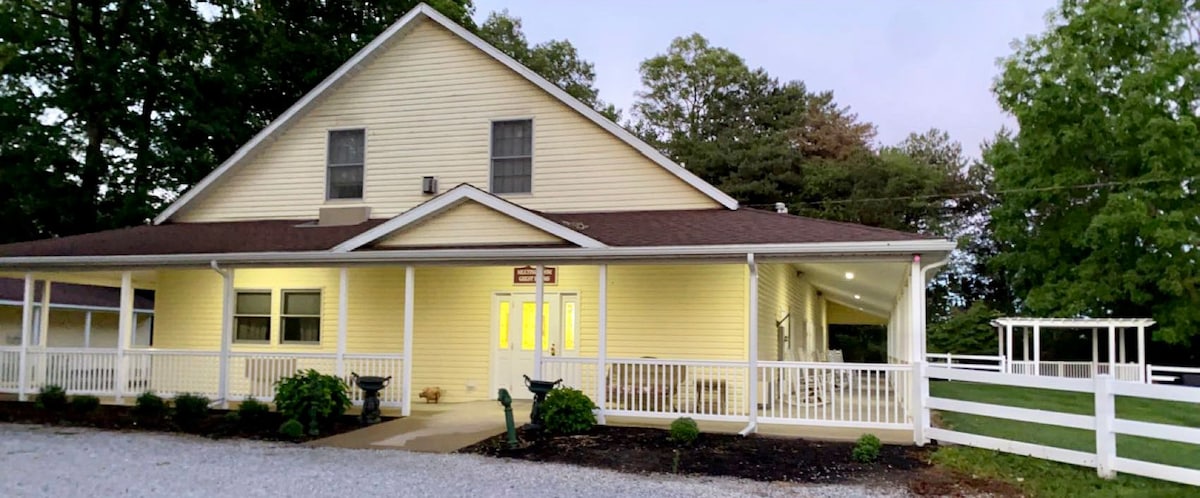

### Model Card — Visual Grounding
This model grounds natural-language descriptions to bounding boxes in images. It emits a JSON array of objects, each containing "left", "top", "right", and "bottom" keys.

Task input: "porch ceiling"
[{"left": 793, "top": 261, "right": 908, "bottom": 317}]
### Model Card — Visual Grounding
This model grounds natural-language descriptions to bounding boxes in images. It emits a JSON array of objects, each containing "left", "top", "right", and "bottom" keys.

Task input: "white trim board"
[
  {"left": 332, "top": 184, "right": 606, "bottom": 252},
  {"left": 153, "top": 3, "right": 738, "bottom": 224}
]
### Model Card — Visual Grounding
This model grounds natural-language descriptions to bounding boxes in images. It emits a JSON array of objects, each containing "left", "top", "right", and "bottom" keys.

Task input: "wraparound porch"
[{"left": 0, "top": 256, "right": 932, "bottom": 436}]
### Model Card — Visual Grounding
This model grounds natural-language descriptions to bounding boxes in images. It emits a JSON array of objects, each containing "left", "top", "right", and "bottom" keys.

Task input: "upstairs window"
[
  {"left": 327, "top": 129, "right": 365, "bottom": 200},
  {"left": 490, "top": 119, "right": 532, "bottom": 194}
]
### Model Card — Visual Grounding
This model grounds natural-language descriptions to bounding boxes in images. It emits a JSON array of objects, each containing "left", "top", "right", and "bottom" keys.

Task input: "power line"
[{"left": 744, "top": 176, "right": 1192, "bottom": 208}]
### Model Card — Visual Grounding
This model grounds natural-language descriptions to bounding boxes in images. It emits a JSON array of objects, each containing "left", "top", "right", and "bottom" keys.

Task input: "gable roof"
[
  {"left": 541, "top": 208, "right": 938, "bottom": 246},
  {"left": 153, "top": 4, "right": 738, "bottom": 225},
  {"left": 333, "top": 184, "right": 606, "bottom": 251}
]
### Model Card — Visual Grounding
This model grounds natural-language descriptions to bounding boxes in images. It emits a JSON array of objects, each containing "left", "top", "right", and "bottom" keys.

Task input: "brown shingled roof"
[
  {"left": 0, "top": 209, "right": 931, "bottom": 258},
  {"left": 0, "top": 220, "right": 386, "bottom": 257},
  {"left": 540, "top": 208, "right": 934, "bottom": 246}
]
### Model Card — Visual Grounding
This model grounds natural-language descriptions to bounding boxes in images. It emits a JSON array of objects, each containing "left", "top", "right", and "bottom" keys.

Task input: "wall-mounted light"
[
  {"left": 844, "top": 272, "right": 855, "bottom": 280},
  {"left": 854, "top": 294, "right": 861, "bottom": 300}
]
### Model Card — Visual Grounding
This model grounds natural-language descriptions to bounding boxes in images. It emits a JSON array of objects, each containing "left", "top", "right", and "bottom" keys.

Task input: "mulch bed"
[
  {"left": 460, "top": 425, "right": 928, "bottom": 485},
  {"left": 0, "top": 400, "right": 384, "bottom": 442}
]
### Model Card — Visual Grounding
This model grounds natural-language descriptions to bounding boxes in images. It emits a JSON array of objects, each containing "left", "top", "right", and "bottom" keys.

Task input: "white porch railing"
[
  {"left": 1008, "top": 360, "right": 1142, "bottom": 382},
  {"left": 0, "top": 347, "right": 402, "bottom": 407},
  {"left": 542, "top": 356, "right": 914, "bottom": 428},
  {"left": 925, "top": 353, "right": 1004, "bottom": 372},
  {"left": 759, "top": 361, "right": 912, "bottom": 428}
]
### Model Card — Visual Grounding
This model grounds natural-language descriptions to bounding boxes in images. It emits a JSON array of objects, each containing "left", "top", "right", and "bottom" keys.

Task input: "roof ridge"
[{"left": 738, "top": 207, "right": 932, "bottom": 238}]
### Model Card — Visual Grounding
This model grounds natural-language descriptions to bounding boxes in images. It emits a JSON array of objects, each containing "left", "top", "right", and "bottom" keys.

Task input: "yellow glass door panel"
[
  {"left": 498, "top": 301, "right": 511, "bottom": 350},
  {"left": 520, "top": 301, "right": 550, "bottom": 351}
]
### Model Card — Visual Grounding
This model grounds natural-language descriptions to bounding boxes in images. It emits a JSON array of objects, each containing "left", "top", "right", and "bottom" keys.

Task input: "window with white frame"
[
  {"left": 281, "top": 290, "right": 321, "bottom": 343},
  {"left": 490, "top": 119, "right": 532, "bottom": 194},
  {"left": 234, "top": 291, "right": 271, "bottom": 342},
  {"left": 327, "top": 129, "right": 365, "bottom": 200}
]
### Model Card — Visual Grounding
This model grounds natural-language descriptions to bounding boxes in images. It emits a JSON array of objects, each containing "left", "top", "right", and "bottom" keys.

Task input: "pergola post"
[
  {"left": 596, "top": 264, "right": 608, "bottom": 424},
  {"left": 1005, "top": 324, "right": 1013, "bottom": 374},
  {"left": 1032, "top": 325, "right": 1041, "bottom": 376},
  {"left": 1107, "top": 325, "right": 1117, "bottom": 377},
  {"left": 1118, "top": 328, "right": 1127, "bottom": 364},
  {"left": 1137, "top": 326, "right": 1146, "bottom": 383},
  {"left": 1092, "top": 328, "right": 1099, "bottom": 376},
  {"left": 533, "top": 264, "right": 545, "bottom": 379},
  {"left": 1023, "top": 328, "right": 1030, "bottom": 361}
]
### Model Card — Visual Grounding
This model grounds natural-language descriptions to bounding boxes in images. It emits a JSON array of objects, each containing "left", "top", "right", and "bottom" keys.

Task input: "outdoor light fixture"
[
  {"left": 844, "top": 272, "right": 855, "bottom": 280},
  {"left": 854, "top": 294, "right": 861, "bottom": 300}
]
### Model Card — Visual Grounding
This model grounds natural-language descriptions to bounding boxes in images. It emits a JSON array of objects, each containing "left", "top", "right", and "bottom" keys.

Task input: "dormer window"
[
  {"left": 327, "top": 129, "right": 365, "bottom": 200},
  {"left": 490, "top": 119, "right": 533, "bottom": 194}
]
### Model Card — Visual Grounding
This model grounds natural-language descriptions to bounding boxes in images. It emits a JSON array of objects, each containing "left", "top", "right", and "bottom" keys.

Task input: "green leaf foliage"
[
  {"left": 988, "top": 0, "right": 1200, "bottom": 343},
  {"left": 35, "top": 385, "right": 67, "bottom": 411},
  {"left": 172, "top": 393, "right": 211, "bottom": 432},
  {"left": 133, "top": 391, "right": 168, "bottom": 424},
  {"left": 273, "top": 369, "right": 350, "bottom": 437},
  {"left": 668, "top": 417, "right": 700, "bottom": 445},
  {"left": 851, "top": 434, "right": 882, "bottom": 463},
  {"left": 540, "top": 387, "right": 596, "bottom": 435},
  {"left": 69, "top": 394, "right": 101, "bottom": 415}
]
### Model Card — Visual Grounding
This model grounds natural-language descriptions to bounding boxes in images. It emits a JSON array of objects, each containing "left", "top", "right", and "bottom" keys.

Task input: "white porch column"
[
  {"left": 596, "top": 264, "right": 608, "bottom": 424},
  {"left": 533, "top": 264, "right": 545, "bottom": 378},
  {"left": 1137, "top": 326, "right": 1147, "bottom": 383},
  {"left": 17, "top": 274, "right": 34, "bottom": 401},
  {"left": 335, "top": 268, "right": 349, "bottom": 377},
  {"left": 216, "top": 267, "right": 234, "bottom": 407},
  {"left": 1032, "top": 325, "right": 1041, "bottom": 376},
  {"left": 115, "top": 272, "right": 134, "bottom": 403},
  {"left": 1023, "top": 328, "right": 1029, "bottom": 361},
  {"left": 83, "top": 312, "right": 92, "bottom": 348},
  {"left": 1118, "top": 328, "right": 1127, "bottom": 364},
  {"left": 401, "top": 266, "right": 415, "bottom": 417},
  {"left": 908, "top": 256, "right": 925, "bottom": 363},
  {"left": 1107, "top": 325, "right": 1117, "bottom": 376},
  {"left": 37, "top": 280, "right": 51, "bottom": 348},
  {"left": 747, "top": 254, "right": 759, "bottom": 431}
]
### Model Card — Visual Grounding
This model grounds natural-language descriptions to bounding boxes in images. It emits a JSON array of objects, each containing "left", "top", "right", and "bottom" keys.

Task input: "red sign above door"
[{"left": 513, "top": 266, "right": 557, "bottom": 285}]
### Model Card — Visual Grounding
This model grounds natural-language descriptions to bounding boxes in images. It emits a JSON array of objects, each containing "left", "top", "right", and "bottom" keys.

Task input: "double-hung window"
[
  {"left": 234, "top": 291, "right": 272, "bottom": 343},
  {"left": 327, "top": 129, "right": 365, "bottom": 200},
  {"left": 490, "top": 119, "right": 533, "bottom": 194},
  {"left": 281, "top": 290, "right": 321, "bottom": 344}
]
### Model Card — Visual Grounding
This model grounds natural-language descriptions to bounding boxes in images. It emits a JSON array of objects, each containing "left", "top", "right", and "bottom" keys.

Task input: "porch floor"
[{"left": 311, "top": 400, "right": 527, "bottom": 453}]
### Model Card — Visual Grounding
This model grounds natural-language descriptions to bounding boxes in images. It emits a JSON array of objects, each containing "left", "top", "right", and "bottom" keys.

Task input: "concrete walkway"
[{"left": 312, "top": 400, "right": 527, "bottom": 453}]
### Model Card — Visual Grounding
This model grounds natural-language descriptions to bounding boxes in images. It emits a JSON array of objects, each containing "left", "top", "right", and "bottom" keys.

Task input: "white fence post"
[
  {"left": 912, "top": 360, "right": 926, "bottom": 445},
  {"left": 1094, "top": 374, "right": 1116, "bottom": 479}
]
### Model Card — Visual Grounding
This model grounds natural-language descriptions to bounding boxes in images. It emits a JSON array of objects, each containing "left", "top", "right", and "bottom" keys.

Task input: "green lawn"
[{"left": 928, "top": 381, "right": 1200, "bottom": 497}]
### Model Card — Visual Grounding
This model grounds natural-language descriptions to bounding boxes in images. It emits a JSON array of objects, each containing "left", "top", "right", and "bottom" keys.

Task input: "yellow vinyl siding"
[
  {"left": 153, "top": 270, "right": 223, "bottom": 350},
  {"left": 756, "top": 264, "right": 825, "bottom": 361},
  {"left": 175, "top": 20, "right": 718, "bottom": 223},
  {"left": 375, "top": 201, "right": 566, "bottom": 247}
]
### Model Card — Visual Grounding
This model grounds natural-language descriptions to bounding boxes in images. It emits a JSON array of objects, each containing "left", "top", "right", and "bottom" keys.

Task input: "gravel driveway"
[{"left": 0, "top": 424, "right": 912, "bottom": 497}]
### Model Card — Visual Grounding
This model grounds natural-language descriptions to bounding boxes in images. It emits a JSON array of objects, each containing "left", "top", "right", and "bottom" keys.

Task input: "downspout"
[
  {"left": 919, "top": 255, "right": 952, "bottom": 362},
  {"left": 211, "top": 260, "right": 233, "bottom": 408}
]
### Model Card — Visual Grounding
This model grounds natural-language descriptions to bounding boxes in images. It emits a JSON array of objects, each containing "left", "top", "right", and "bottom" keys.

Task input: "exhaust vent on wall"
[{"left": 422, "top": 176, "right": 438, "bottom": 195}]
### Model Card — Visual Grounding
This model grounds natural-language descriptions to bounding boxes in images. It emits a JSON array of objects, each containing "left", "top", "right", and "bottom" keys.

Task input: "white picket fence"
[
  {"left": 928, "top": 353, "right": 1149, "bottom": 383},
  {"left": 923, "top": 365, "right": 1200, "bottom": 486},
  {"left": 925, "top": 353, "right": 1004, "bottom": 372},
  {"left": 541, "top": 357, "right": 913, "bottom": 428},
  {"left": 0, "top": 347, "right": 403, "bottom": 407}
]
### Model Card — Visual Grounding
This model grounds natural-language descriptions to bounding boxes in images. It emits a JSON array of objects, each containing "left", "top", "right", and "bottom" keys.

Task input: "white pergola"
[{"left": 992, "top": 317, "right": 1156, "bottom": 382}]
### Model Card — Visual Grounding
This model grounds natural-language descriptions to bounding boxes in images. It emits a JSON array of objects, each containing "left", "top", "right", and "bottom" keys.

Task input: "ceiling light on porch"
[
  {"left": 854, "top": 294, "right": 861, "bottom": 300},
  {"left": 844, "top": 272, "right": 855, "bottom": 280}
]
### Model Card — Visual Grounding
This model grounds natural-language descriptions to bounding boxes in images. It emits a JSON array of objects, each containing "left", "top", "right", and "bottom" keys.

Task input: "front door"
[{"left": 493, "top": 292, "right": 579, "bottom": 399}]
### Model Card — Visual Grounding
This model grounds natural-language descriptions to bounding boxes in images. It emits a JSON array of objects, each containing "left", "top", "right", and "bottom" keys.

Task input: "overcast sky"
[{"left": 472, "top": 0, "right": 1057, "bottom": 157}]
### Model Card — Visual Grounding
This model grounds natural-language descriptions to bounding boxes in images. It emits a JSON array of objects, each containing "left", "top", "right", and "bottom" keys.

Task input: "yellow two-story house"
[{"left": 0, "top": 4, "right": 952, "bottom": 439}]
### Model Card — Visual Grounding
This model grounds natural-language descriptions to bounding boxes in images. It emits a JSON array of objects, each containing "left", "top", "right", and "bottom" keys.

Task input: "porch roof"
[{"left": 0, "top": 278, "right": 154, "bottom": 310}]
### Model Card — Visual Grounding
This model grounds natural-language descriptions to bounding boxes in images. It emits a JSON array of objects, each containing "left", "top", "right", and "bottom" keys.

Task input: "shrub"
[
  {"left": 173, "top": 393, "right": 211, "bottom": 431},
  {"left": 274, "top": 369, "right": 351, "bottom": 436},
  {"left": 278, "top": 418, "right": 305, "bottom": 439},
  {"left": 540, "top": 387, "right": 596, "bottom": 435},
  {"left": 237, "top": 398, "right": 271, "bottom": 429},
  {"left": 668, "top": 417, "right": 700, "bottom": 445},
  {"left": 35, "top": 385, "right": 68, "bottom": 411},
  {"left": 69, "top": 395, "right": 101, "bottom": 415},
  {"left": 133, "top": 391, "right": 168, "bottom": 424},
  {"left": 851, "top": 434, "right": 882, "bottom": 463}
]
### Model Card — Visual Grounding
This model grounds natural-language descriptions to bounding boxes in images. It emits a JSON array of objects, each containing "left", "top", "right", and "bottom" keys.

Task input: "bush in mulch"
[
  {"left": 0, "top": 399, "right": 382, "bottom": 443},
  {"left": 35, "top": 385, "right": 68, "bottom": 412},
  {"left": 460, "top": 425, "right": 927, "bottom": 484}
]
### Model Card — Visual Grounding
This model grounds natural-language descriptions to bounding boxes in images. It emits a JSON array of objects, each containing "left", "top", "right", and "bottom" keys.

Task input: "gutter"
[{"left": 0, "top": 239, "right": 957, "bottom": 271}]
